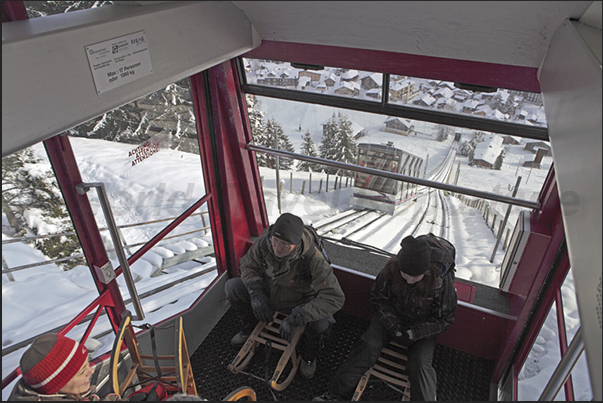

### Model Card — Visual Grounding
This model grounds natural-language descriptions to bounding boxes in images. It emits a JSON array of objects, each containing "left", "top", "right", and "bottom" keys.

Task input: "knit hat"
[
  {"left": 397, "top": 235, "right": 431, "bottom": 276},
  {"left": 20, "top": 334, "right": 89, "bottom": 395},
  {"left": 271, "top": 213, "right": 304, "bottom": 245}
]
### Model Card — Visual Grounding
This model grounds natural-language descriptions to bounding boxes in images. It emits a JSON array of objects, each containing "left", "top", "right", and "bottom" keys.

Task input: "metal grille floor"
[{"left": 190, "top": 308, "right": 494, "bottom": 401}]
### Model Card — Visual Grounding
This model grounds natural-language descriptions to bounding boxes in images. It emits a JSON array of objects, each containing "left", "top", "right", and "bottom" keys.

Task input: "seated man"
[
  {"left": 314, "top": 235, "right": 457, "bottom": 401},
  {"left": 225, "top": 212, "right": 345, "bottom": 380},
  {"left": 9, "top": 333, "right": 121, "bottom": 401}
]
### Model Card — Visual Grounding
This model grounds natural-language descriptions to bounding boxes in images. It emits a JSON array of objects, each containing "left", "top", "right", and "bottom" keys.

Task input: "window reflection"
[
  {"left": 243, "top": 58, "right": 382, "bottom": 102},
  {"left": 389, "top": 74, "right": 547, "bottom": 127},
  {"left": 518, "top": 303, "right": 565, "bottom": 401}
]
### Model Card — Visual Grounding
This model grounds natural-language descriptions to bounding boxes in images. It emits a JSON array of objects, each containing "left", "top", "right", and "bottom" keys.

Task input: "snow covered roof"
[
  {"left": 420, "top": 93, "right": 436, "bottom": 106},
  {"left": 341, "top": 70, "right": 360, "bottom": 80},
  {"left": 384, "top": 116, "right": 413, "bottom": 129},
  {"left": 362, "top": 72, "right": 383, "bottom": 86},
  {"left": 473, "top": 134, "right": 504, "bottom": 165}
]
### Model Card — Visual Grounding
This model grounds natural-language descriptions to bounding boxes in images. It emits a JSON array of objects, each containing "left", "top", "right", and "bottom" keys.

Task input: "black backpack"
[{"left": 413, "top": 233, "right": 456, "bottom": 279}]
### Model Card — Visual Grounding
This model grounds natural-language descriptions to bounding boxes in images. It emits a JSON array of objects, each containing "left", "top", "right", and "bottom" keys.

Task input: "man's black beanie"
[
  {"left": 271, "top": 213, "right": 304, "bottom": 245},
  {"left": 397, "top": 235, "right": 431, "bottom": 276}
]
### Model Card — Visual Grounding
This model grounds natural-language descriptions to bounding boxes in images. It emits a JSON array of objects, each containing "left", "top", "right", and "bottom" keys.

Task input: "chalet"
[
  {"left": 462, "top": 99, "right": 479, "bottom": 113},
  {"left": 324, "top": 74, "right": 338, "bottom": 87},
  {"left": 297, "top": 76, "right": 311, "bottom": 90},
  {"left": 523, "top": 148, "right": 549, "bottom": 168},
  {"left": 433, "top": 87, "right": 454, "bottom": 99},
  {"left": 383, "top": 117, "right": 414, "bottom": 135},
  {"left": 472, "top": 134, "right": 504, "bottom": 168},
  {"left": 361, "top": 73, "right": 382, "bottom": 90},
  {"left": 366, "top": 88, "right": 382, "bottom": 100},
  {"left": 502, "top": 135, "right": 521, "bottom": 145},
  {"left": 414, "top": 93, "right": 436, "bottom": 107},
  {"left": 436, "top": 97, "right": 455, "bottom": 110},
  {"left": 334, "top": 81, "right": 360, "bottom": 96},
  {"left": 524, "top": 141, "right": 552, "bottom": 156},
  {"left": 341, "top": 69, "right": 360, "bottom": 81},
  {"left": 298, "top": 70, "right": 322, "bottom": 83}
]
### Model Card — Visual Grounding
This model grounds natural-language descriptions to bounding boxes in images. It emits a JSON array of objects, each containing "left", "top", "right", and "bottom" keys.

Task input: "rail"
[{"left": 247, "top": 144, "right": 541, "bottom": 210}]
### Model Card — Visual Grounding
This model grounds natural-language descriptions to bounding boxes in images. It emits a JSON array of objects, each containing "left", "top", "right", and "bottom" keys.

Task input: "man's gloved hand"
[
  {"left": 393, "top": 325, "right": 414, "bottom": 345},
  {"left": 279, "top": 306, "right": 308, "bottom": 342},
  {"left": 247, "top": 280, "right": 274, "bottom": 323}
]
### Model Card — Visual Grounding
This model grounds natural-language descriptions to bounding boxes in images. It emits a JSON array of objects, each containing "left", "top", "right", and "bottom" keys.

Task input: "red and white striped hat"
[{"left": 20, "top": 333, "right": 88, "bottom": 395}]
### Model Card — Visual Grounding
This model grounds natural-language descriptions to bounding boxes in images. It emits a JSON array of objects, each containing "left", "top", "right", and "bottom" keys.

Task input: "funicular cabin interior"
[{"left": 2, "top": 1, "right": 601, "bottom": 401}]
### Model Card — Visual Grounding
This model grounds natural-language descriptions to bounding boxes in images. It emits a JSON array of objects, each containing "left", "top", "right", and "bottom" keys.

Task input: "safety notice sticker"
[{"left": 85, "top": 30, "right": 153, "bottom": 94}]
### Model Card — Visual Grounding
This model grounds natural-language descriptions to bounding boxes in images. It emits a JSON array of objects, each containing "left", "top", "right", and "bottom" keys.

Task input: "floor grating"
[{"left": 190, "top": 308, "right": 493, "bottom": 401}]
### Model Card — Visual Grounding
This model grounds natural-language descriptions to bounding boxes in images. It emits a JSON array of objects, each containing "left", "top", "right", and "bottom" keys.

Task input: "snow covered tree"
[
  {"left": 264, "top": 119, "right": 295, "bottom": 170},
  {"left": 246, "top": 95, "right": 270, "bottom": 167},
  {"left": 319, "top": 113, "right": 340, "bottom": 174},
  {"left": 331, "top": 112, "right": 358, "bottom": 176},
  {"left": 298, "top": 130, "right": 320, "bottom": 172},
  {"left": 71, "top": 79, "right": 198, "bottom": 152},
  {"left": 436, "top": 125, "right": 451, "bottom": 142},
  {"left": 494, "top": 148, "right": 506, "bottom": 170},
  {"left": 25, "top": 1, "right": 114, "bottom": 18},
  {"left": 2, "top": 148, "right": 82, "bottom": 269}
]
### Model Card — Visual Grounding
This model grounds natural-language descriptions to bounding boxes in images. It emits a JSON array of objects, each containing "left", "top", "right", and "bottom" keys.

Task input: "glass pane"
[
  {"left": 2, "top": 144, "right": 95, "bottom": 348},
  {"left": 246, "top": 94, "right": 551, "bottom": 287},
  {"left": 561, "top": 269, "right": 594, "bottom": 400},
  {"left": 518, "top": 303, "right": 565, "bottom": 401},
  {"left": 67, "top": 78, "right": 206, "bottom": 257},
  {"left": 389, "top": 74, "right": 547, "bottom": 128},
  {"left": 243, "top": 58, "right": 382, "bottom": 102}
]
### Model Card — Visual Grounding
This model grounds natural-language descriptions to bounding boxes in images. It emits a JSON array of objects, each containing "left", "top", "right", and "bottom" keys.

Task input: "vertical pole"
[
  {"left": 309, "top": 173, "right": 312, "bottom": 193},
  {"left": 274, "top": 129, "right": 281, "bottom": 214},
  {"left": 490, "top": 176, "right": 521, "bottom": 262}
]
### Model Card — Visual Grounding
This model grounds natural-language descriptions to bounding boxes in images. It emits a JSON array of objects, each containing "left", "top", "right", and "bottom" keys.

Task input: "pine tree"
[
  {"left": 319, "top": 113, "right": 340, "bottom": 174},
  {"left": 2, "top": 148, "right": 82, "bottom": 269},
  {"left": 264, "top": 119, "right": 295, "bottom": 169},
  {"left": 436, "top": 126, "right": 451, "bottom": 142},
  {"left": 247, "top": 95, "right": 270, "bottom": 167},
  {"left": 298, "top": 130, "right": 320, "bottom": 172},
  {"left": 331, "top": 112, "right": 358, "bottom": 176}
]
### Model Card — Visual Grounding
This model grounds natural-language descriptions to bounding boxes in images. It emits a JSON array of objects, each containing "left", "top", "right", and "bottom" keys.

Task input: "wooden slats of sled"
[
  {"left": 227, "top": 311, "right": 305, "bottom": 391},
  {"left": 352, "top": 340, "right": 411, "bottom": 401}
]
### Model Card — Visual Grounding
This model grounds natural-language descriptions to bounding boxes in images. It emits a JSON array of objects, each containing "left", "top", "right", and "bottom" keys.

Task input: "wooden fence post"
[{"left": 301, "top": 181, "right": 306, "bottom": 195}]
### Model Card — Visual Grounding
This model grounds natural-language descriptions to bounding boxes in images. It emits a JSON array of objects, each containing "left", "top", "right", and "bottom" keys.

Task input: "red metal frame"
[{"left": 191, "top": 62, "right": 268, "bottom": 277}]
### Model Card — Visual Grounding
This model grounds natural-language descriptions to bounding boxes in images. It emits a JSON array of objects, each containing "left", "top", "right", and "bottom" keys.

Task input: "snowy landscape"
[{"left": 2, "top": 97, "right": 591, "bottom": 400}]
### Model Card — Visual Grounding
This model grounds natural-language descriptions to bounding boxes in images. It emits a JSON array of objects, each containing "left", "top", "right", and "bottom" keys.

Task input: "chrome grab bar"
[{"left": 76, "top": 182, "right": 145, "bottom": 321}]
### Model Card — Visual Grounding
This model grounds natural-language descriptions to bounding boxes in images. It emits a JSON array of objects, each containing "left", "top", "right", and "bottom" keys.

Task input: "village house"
[
  {"left": 341, "top": 69, "right": 360, "bottom": 82},
  {"left": 389, "top": 79, "right": 415, "bottom": 102},
  {"left": 472, "top": 134, "right": 504, "bottom": 168},
  {"left": 361, "top": 73, "right": 382, "bottom": 90},
  {"left": 383, "top": 117, "right": 415, "bottom": 135},
  {"left": 298, "top": 69, "right": 322, "bottom": 83},
  {"left": 334, "top": 81, "right": 360, "bottom": 97},
  {"left": 524, "top": 141, "right": 552, "bottom": 156}
]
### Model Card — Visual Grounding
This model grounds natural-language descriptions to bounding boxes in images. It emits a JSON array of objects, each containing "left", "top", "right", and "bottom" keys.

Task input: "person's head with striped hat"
[{"left": 20, "top": 333, "right": 93, "bottom": 397}]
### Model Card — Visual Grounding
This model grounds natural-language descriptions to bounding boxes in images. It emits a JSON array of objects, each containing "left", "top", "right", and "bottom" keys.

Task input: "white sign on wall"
[{"left": 85, "top": 30, "right": 153, "bottom": 94}]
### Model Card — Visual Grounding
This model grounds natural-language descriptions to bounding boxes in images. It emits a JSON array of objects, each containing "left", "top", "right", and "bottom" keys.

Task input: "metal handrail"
[
  {"left": 539, "top": 327, "right": 584, "bottom": 401},
  {"left": 247, "top": 143, "right": 541, "bottom": 210},
  {"left": 76, "top": 182, "right": 145, "bottom": 321}
]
